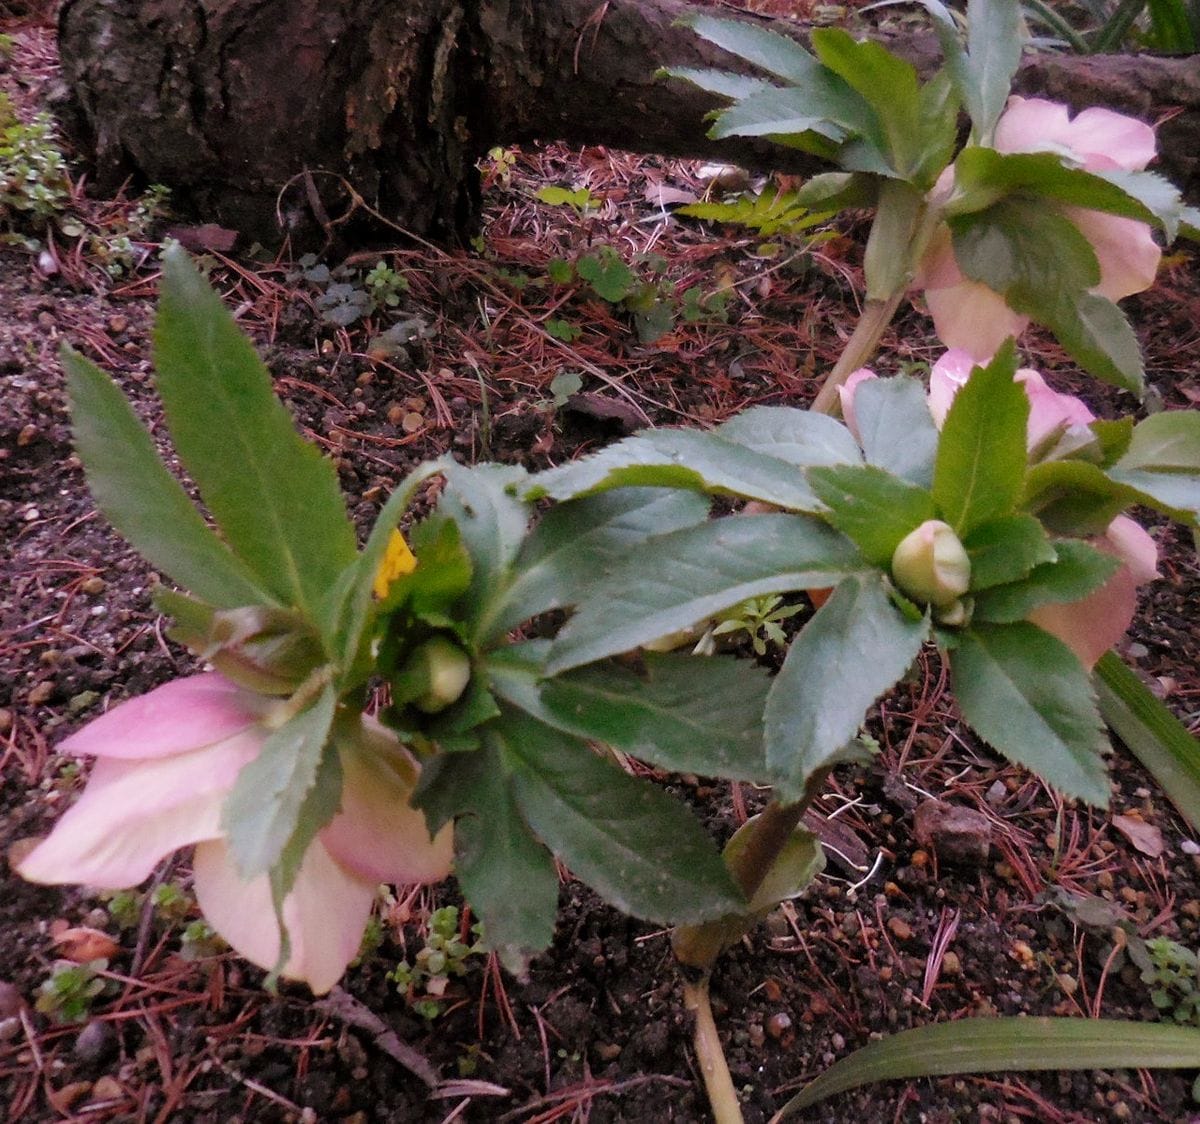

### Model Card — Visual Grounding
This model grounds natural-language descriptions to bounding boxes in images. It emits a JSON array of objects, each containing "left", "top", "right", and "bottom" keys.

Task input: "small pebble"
[
  {"left": 90, "top": 1074, "right": 124, "bottom": 1100},
  {"left": 765, "top": 1011, "right": 793, "bottom": 1040},
  {"left": 1181, "top": 839, "right": 1200, "bottom": 855},
  {"left": 0, "top": 1017, "right": 19, "bottom": 1043},
  {"left": 74, "top": 1020, "right": 117, "bottom": 1063},
  {"left": 0, "top": 981, "right": 23, "bottom": 1019},
  {"left": 27, "top": 681, "right": 55, "bottom": 707},
  {"left": 80, "top": 576, "right": 106, "bottom": 595},
  {"left": 887, "top": 917, "right": 913, "bottom": 941},
  {"left": 107, "top": 315, "right": 129, "bottom": 335}
]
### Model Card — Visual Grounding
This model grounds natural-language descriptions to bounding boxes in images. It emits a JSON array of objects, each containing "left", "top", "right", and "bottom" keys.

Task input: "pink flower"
[
  {"left": 1028, "top": 514, "right": 1159, "bottom": 668},
  {"left": 836, "top": 367, "right": 878, "bottom": 443},
  {"left": 17, "top": 675, "right": 454, "bottom": 994},
  {"left": 918, "top": 97, "right": 1161, "bottom": 359}
]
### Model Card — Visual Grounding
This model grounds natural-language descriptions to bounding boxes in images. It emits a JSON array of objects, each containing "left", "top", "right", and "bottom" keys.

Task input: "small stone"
[
  {"left": 595, "top": 1042, "right": 621, "bottom": 1062},
  {"left": 746, "top": 1022, "right": 765, "bottom": 1048},
  {"left": 401, "top": 411, "right": 425, "bottom": 433},
  {"left": 1096, "top": 870, "right": 1115, "bottom": 891},
  {"left": 940, "top": 951, "right": 961, "bottom": 977},
  {"left": 830, "top": 1032, "right": 845, "bottom": 1051},
  {"left": 1181, "top": 839, "right": 1200, "bottom": 856},
  {"left": 1010, "top": 940, "right": 1035, "bottom": 967},
  {"left": 0, "top": 981, "right": 24, "bottom": 1019},
  {"left": 74, "top": 1020, "right": 117, "bottom": 1063},
  {"left": 89, "top": 1075, "right": 124, "bottom": 1100},
  {"left": 107, "top": 315, "right": 129, "bottom": 335},
  {"left": 386, "top": 403, "right": 405, "bottom": 426},
  {"left": 80, "top": 576, "right": 106, "bottom": 595},
  {"left": 37, "top": 311, "right": 56, "bottom": 331},
  {"left": 914, "top": 799, "right": 993, "bottom": 865},
  {"left": 985, "top": 779, "right": 1008, "bottom": 805},
  {"left": 0, "top": 709, "right": 11, "bottom": 735},
  {"left": 27, "top": 681, "right": 55, "bottom": 707},
  {"left": 17, "top": 424, "right": 37, "bottom": 447},
  {"left": 765, "top": 1011, "right": 793, "bottom": 1040},
  {"left": 0, "top": 1017, "right": 19, "bottom": 1042},
  {"left": 1057, "top": 973, "right": 1079, "bottom": 996},
  {"left": 887, "top": 917, "right": 913, "bottom": 941}
]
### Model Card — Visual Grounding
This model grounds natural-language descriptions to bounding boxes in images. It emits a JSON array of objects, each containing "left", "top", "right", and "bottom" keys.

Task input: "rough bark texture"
[{"left": 57, "top": 0, "right": 1200, "bottom": 247}]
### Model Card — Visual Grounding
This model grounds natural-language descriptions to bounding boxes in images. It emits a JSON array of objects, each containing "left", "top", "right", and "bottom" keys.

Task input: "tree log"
[{"left": 57, "top": 0, "right": 1200, "bottom": 246}]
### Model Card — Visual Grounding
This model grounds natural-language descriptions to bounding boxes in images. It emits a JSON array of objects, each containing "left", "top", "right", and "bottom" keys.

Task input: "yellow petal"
[{"left": 373, "top": 529, "right": 417, "bottom": 599}]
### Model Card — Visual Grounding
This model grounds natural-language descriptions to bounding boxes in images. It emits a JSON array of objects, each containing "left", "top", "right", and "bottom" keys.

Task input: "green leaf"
[
  {"left": 765, "top": 575, "right": 930, "bottom": 796},
  {"left": 394, "top": 515, "right": 474, "bottom": 623},
  {"left": 951, "top": 622, "right": 1110, "bottom": 804},
  {"left": 221, "top": 682, "right": 338, "bottom": 879},
  {"left": 1046, "top": 291, "right": 1145, "bottom": 395},
  {"left": 270, "top": 741, "right": 342, "bottom": 910},
  {"left": 808, "top": 464, "right": 935, "bottom": 566},
  {"left": 963, "top": 514, "right": 1055, "bottom": 590},
  {"left": 964, "top": 0, "right": 1023, "bottom": 140},
  {"left": 678, "top": 12, "right": 822, "bottom": 84},
  {"left": 498, "top": 709, "right": 744, "bottom": 925},
  {"left": 706, "top": 86, "right": 846, "bottom": 143},
  {"left": 539, "top": 653, "right": 774, "bottom": 783},
  {"left": 726, "top": 818, "right": 825, "bottom": 915},
  {"left": 547, "top": 514, "right": 865, "bottom": 672},
  {"left": 1023, "top": 459, "right": 1135, "bottom": 535},
  {"left": 62, "top": 347, "right": 271, "bottom": 609},
  {"left": 776, "top": 1017, "right": 1200, "bottom": 1116},
  {"left": 1095, "top": 651, "right": 1200, "bottom": 832},
  {"left": 1108, "top": 411, "right": 1200, "bottom": 521},
  {"left": 576, "top": 247, "right": 636, "bottom": 302},
  {"left": 484, "top": 488, "right": 710, "bottom": 640},
  {"left": 851, "top": 375, "right": 939, "bottom": 487},
  {"left": 972, "top": 540, "right": 1119, "bottom": 622},
  {"left": 658, "top": 66, "right": 779, "bottom": 103},
  {"left": 153, "top": 246, "right": 356, "bottom": 616},
  {"left": 715, "top": 407, "right": 864, "bottom": 469},
  {"left": 413, "top": 746, "right": 558, "bottom": 970},
  {"left": 810, "top": 28, "right": 920, "bottom": 175},
  {"left": 526, "top": 428, "right": 836, "bottom": 511},
  {"left": 933, "top": 344, "right": 1030, "bottom": 537},
  {"left": 436, "top": 462, "right": 530, "bottom": 637}
]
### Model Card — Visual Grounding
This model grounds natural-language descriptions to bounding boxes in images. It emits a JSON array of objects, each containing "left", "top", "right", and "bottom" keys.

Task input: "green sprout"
[
  {"left": 1139, "top": 938, "right": 1200, "bottom": 1025},
  {"left": 704, "top": 595, "right": 805, "bottom": 657},
  {"left": 390, "top": 906, "right": 483, "bottom": 1019},
  {"left": 36, "top": 960, "right": 110, "bottom": 1025}
]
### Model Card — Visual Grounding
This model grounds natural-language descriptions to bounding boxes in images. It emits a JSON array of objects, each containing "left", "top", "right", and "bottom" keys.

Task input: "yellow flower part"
[{"left": 373, "top": 530, "right": 417, "bottom": 599}]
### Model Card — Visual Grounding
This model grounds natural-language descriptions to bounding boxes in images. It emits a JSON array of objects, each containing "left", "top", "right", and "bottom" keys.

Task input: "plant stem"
[
  {"left": 684, "top": 977, "right": 744, "bottom": 1124},
  {"left": 808, "top": 291, "right": 906, "bottom": 417}
]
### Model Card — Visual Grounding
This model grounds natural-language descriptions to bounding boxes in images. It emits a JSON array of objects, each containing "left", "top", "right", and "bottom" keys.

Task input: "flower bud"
[
  {"left": 394, "top": 637, "right": 472, "bottom": 713},
  {"left": 891, "top": 520, "right": 971, "bottom": 609}
]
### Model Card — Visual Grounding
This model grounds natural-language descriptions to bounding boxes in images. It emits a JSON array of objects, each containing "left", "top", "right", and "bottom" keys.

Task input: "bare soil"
[{"left": 2, "top": 9, "right": 1200, "bottom": 1123}]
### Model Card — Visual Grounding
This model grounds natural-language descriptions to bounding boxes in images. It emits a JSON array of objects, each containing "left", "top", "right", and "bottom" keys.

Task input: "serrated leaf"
[
  {"left": 1047, "top": 291, "right": 1145, "bottom": 395},
  {"left": 777, "top": 1017, "right": 1200, "bottom": 1116},
  {"left": 659, "top": 66, "right": 779, "bottom": 102},
  {"left": 1023, "top": 459, "right": 1136, "bottom": 536},
  {"left": 716, "top": 406, "right": 863, "bottom": 468},
  {"left": 153, "top": 246, "right": 356, "bottom": 616},
  {"left": 526, "top": 429, "right": 829, "bottom": 511},
  {"left": 851, "top": 375, "right": 939, "bottom": 487},
  {"left": 951, "top": 622, "right": 1110, "bottom": 804},
  {"left": 708, "top": 86, "right": 846, "bottom": 142},
  {"left": 436, "top": 462, "right": 530, "bottom": 636},
  {"left": 547, "top": 514, "right": 865, "bottom": 672},
  {"left": 222, "top": 683, "right": 337, "bottom": 879},
  {"left": 539, "top": 653, "right": 774, "bottom": 783},
  {"left": 1108, "top": 411, "right": 1200, "bottom": 520},
  {"left": 766, "top": 575, "right": 930, "bottom": 795},
  {"left": 62, "top": 347, "right": 270, "bottom": 610},
  {"left": 413, "top": 746, "right": 558, "bottom": 969},
  {"left": 972, "top": 540, "right": 1122, "bottom": 623},
  {"left": 678, "top": 12, "right": 822, "bottom": 84},
  {"left": 484, "top": 488, "right": 710, "bottom": 640},
  {"left": 933, "top": 345, "right": 1030, "bottom": 536},
  {"left": 964, "top": 0, "right": 1023, "bottom": 140},
  {"left": 963, "top": 514, "right": 1056, "bottom": 589},
  {"left": 576, "top": 248, "right": 635, "bottom": 302},
  {"left": 808, "top": 464, "right": 935, "bottom": 566},
  {"left": 498, "top": 708, "right": 744, "bottom": 925}
]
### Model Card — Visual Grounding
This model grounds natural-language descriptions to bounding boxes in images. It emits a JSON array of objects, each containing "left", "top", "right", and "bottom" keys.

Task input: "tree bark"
[{"left": 57, "top": 0, "right": 1200, "bottom": 247}]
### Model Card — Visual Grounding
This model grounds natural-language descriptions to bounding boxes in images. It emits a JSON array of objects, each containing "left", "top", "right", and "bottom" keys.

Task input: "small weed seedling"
[
  {"left": 1138, "top": 938, "right": 1200, "bottom": 1025},
  {"left": 390, "top": 907, "right": 483, "bottom": 1019},
  {"left": 36, "top": 960, "right": 110, "bottom": 1025}
]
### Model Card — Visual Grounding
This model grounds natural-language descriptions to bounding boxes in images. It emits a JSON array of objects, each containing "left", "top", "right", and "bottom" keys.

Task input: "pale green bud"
[
  {"left": 395, "top": 636, "right": 472, "bottom": 713},
  {"left": 891, "top": 520, "right": 971, "bottom": 609}
]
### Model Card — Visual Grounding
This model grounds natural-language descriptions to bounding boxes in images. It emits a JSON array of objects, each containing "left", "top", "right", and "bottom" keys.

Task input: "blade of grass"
[
  {"left": 773, "top": 1017, "right": 1200, "bottom": 1118},
  {"left": 1095, "top": 649, "right": 1200, "bottom": 832}
]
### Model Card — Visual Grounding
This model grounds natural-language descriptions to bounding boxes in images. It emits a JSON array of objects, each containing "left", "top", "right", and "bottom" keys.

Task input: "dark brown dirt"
[{"left": 2, "top": 10, "right": 1200, "bottom": 1124}]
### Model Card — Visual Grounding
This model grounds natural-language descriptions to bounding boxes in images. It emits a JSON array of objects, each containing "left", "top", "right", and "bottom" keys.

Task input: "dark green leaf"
[
  {"left": 397, "top": 515, "right": 474, "bottom": 622},
  {"left": 1045, "top": 291, "right": 1145, "bottom": 395},
  {"left": 222, "top": 682, "right": 338, "bottom": 879},
  {"left": 707, "top": 86, "right": 846, "bottom": 143},
  {"left": 951, "top": 622, "right": 1110, "bottom": 804},
  {"left": 437, "top": 462, "right": 530, "bottom": 636},
  {"left": 1095, "top": 651, "right": 1200, "bottom": 832},
  {"left": 1108, "top": 411, "right": 1200, "bottom": 520},
  {"left": 153, "top": 247, "right": 356, "bottom": 616},
  {"left": 777, "top": 1017, "right": 1200, "bottom": 1116},
  {"left": 766, "top": 575, "right": 929, "bottom": 796},
  {"left": 1023, "top": 459, "right": 1136, "bottom": 536},
  {"left": 726, "top": 818, "right": 825, "bottom": 915},
  {"left": 808, "top": 464, "right": 935, "bottom": 566},
  {"left": 963, "top": 514, "right": 1056, "bottom": 590},
  {"left": 973, "top": 540, "right": 1120, "bottom": 622},
  {"left": 547, "top": 514, "right": 865, "bottom": 672},
  {"left": 485, "top": 488, "right": 710, "bottom": 640},
  {"left": 499, "top": 709, "right": 744, "bottom": 925},
  {"left": 540, "top": 653, "right": 774, "bottom": 783},
  {"left": 62, "top": 348, "right": 270, "bottom": 609},
  {"left": 933, "top": 344, "right": 1030, "bottom": 536},
  {"left": 413, "top": 747, "right": 558, "bottom": 970},
  {"left": 576, "top": 248, "right": 636, "bottom": 303},
  {"left": 851, "top": 375, "right": 939, "bottom": 487}
]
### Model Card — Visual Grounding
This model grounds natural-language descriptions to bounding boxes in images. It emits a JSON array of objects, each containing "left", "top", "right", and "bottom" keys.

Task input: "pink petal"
[
  {"left": 1063, "top": 209, "right": 1161, "bottom": 301},
  {"left": 192, "top": 838, "right": 375, "bottom": 995},
  {"left": 1028, "top": 567, "right": 1139, "bottom": 670},
  {"left": 16, "top": 732, "right": 259, "bottom": 887},
  {"left": 320, "top": 719, "right": 454, "bottom": 886},
  {"left": 994, "top": 97, "right": 1074, "bottom": 157},
  {"left": 1014, "top": 369, "right": 1095, "bottom": 452},
  {"left": 1103, "top": 515, "right": 1159, "bottom": 584},
  {"left": 1062, "top": 107, "right": 1157, "bottom": 172},
  {"left": 928, "top": 349, "right": 979, "bottom": 426},
  {"left": 925, "top": 281, "right": 1029, "bottom": 362},
  {"left": 914, "top": 224, "right": 962, "bottom": 291},
  {"left": 837, "top": 368, "right": 877, "bottom": 443},
  {"left": 60, "top": 675, "right": 265, "bottom": 760}
]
